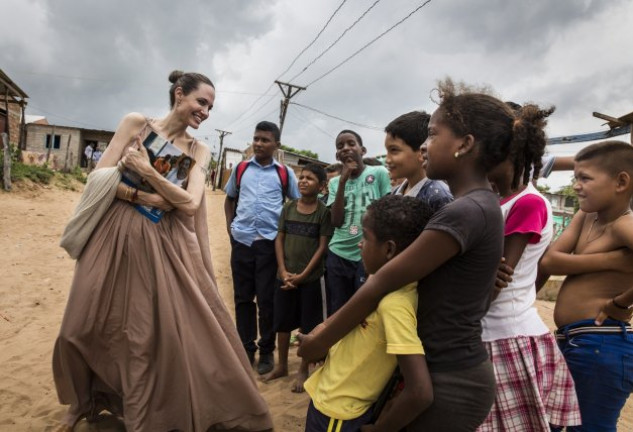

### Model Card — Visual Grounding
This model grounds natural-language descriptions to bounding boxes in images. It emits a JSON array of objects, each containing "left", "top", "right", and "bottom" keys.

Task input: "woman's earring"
[{"left": 454, "top": 151, "right": 460, "bottom": 159}]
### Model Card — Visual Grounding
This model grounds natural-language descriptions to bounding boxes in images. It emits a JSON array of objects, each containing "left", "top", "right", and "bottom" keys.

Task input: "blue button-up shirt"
[{"left": 225, "top": 157, "right": 300, "bottom": 246}]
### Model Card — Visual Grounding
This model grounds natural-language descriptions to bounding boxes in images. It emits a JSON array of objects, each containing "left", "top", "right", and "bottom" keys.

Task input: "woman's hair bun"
[{"left": 169, "top": 70, "right": 184, "bottom": 84}]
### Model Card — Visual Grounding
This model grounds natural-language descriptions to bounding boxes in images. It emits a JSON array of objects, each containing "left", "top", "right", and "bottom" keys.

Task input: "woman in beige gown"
[{"left": 53, "top": 71, "right": 273, "bottom": 432}]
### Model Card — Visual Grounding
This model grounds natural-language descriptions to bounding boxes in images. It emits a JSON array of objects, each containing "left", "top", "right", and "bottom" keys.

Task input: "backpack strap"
[
  {"left": 234, "top": 160, "right": 250, "bottom": 210},
  {"left": 234, "top": 160, "right": 289, "bottom": 210},
  {"left": 235, "top": 160, "right": 251, "bottom": 192},
  {"left": 274, "top": 164, "right": 289, "bottom": 202}
]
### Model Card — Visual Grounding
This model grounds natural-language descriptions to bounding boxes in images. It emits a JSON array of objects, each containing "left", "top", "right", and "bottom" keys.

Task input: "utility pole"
[
  {"left": 214, "top": 129, "right": 231, "bottom": 191},
  {"left": 275, "top": 80, "right": 306, "bottom": 137}
]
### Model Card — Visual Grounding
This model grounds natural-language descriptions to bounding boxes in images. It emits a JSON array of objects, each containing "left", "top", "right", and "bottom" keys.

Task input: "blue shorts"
[
  {"left": 556, "top": 319, "right": 633, "bottom": 432},
  {"left": 305, "top": 400, "right": 373, "bottom": 432}
]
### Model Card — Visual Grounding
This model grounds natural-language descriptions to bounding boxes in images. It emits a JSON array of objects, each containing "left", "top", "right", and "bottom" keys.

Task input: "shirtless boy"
[{"left": 539, "top": 140, "right": 633, "bottom": 432}]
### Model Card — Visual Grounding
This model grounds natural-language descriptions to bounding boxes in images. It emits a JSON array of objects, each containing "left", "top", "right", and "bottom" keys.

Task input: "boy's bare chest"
[{"left": 574, "top": 217, "right": 620, "bottom": 254}]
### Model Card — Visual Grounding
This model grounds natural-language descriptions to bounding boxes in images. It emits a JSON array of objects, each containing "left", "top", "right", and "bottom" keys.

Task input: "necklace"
[{"left": 585, "top": 209, "right": 632, "bottom": 244}]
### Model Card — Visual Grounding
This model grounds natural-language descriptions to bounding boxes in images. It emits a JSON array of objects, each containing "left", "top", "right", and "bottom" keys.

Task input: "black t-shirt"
[
  {"left": 278, "top": 200, "right": 333, "bottom": 282},
  {"left": 417, "top": 189, "right": 503, "bottom": 373}
]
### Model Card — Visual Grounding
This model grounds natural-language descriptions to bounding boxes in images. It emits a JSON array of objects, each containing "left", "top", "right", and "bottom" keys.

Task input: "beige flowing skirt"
[{"left": 53, "top": 200, "right": 273, "bottom": 431}]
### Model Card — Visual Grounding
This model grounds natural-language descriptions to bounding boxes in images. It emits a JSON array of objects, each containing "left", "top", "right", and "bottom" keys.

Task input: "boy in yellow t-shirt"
[{"left": 302, "top": 195, "right": 433, "bottom": 432}]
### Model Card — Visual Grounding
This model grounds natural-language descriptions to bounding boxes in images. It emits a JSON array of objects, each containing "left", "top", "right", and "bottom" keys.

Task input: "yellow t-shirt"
[{"left": 304, "top": 282, "right": 423, "bottom": 420}]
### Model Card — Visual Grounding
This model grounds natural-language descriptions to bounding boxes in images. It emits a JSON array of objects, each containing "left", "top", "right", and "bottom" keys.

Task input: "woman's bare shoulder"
[{"left": 117, "top": 112, "right": 147, "bottom": 131}]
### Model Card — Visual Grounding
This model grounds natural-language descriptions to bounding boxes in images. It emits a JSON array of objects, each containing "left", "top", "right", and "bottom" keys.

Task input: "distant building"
[
  {"left": 23, "top": 122, "right": 114, "bottom": 170},
  {"left": 543, "top": 192, "right": 577, "bottom": 239}
]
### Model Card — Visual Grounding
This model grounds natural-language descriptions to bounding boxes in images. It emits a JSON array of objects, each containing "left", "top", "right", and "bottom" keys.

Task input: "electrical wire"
[
  {"left": 226, "top": 0, "right": 349, "bottom": 128},
  {"left": 307, "top": 0, "right": 432, "bottom": 86},
  {"left": 288, "top": 0, "right": 382, "bottom": 83},
  {"left": 291, "top": 102, "right": 382, "bottom": 131},
  {"left": 276, "top": 0, "right": 349, "bottom": 81},
  {"left": 288, "top": 106, "right": 334, "bottom": 139}
]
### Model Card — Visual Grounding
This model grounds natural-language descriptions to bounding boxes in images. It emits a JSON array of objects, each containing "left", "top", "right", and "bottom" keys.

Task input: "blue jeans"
[{"left": 556, "top": 319, "right": 633, "bottom": 431}]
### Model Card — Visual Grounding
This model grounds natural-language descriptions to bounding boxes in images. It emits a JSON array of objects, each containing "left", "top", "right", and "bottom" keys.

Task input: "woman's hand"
[
  {"left": 137, "top": 192, "right": 174, "bottom": 211},
  {"left": 121, "top": 136, "right": 152, "bottom": 177}
]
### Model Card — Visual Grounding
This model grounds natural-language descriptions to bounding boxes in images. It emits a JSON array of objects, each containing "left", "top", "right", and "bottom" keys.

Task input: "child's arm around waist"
[
  {"left": 364, "top": 354, "right": 433, "bottom": 432},
  {"left": 298, "top": 228, "right": 460, "bottom": 362}
]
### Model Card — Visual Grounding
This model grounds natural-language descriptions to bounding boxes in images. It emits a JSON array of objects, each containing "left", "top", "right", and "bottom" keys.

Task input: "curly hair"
[
  {"left": 436, "top": 79, "right": 553, "bottom": 187},
  {"left": 508, "top": 103, "right": 555, "bottom": 188},
  {"left": 364, "top": 195, "right": 434, "bottom": 253}
]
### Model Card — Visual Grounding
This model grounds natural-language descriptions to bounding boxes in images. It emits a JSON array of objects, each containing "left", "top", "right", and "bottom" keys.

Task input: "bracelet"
[
  {"left": 131, "top": 188, "right": 139, "bottom": 203},
  {"left": 612, "top": 297, "right": 632, "bottom": 310}
]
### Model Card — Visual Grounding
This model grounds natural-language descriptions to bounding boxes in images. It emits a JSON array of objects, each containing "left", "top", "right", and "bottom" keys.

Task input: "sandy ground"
[{"left": 0, "top": 184, "right": 631, "bottom": 431}]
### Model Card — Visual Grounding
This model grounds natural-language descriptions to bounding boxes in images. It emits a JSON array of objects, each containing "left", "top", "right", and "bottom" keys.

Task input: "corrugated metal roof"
[{"left": 0, "top": 69, "right": 28, "bottom": 99}]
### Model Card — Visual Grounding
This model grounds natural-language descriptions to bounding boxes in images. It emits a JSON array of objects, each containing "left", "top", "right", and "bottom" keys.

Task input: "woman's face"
[
  {"left": 175, "top": 83, "right": 215, "bottom": 129},
  {"left": 421, "top": 108, "right": 462, "bottom": 180}
]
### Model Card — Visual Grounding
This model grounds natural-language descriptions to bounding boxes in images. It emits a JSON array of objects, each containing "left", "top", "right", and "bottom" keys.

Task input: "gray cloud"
[{"left": 2, "top": 0, "right": 631, "bottom": 184}]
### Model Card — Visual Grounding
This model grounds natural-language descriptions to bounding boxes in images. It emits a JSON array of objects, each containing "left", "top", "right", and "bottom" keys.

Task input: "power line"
[
  {"left": 231, "top": 105, "right": 281, "bottom": 136},
  {"left": 288, "top": 0, "right": 382, "bottom": 83},
  {"left": 291, "top": 102, "right": 382, "bottom": 131},
  {"left": 277, "top": 0, "right": 349, "bottom": 81},
  {"left": 227, "top": 93, "right": 279, "bottom": 131},
  {"left": 307, "top": 0, "right": 433, "bottom": 86},
  {"left": 290, "top": 107, "right": 335, "bottom": 139},
  {"left": 226, "top": 1, "right": 348, "bottom": 129}
]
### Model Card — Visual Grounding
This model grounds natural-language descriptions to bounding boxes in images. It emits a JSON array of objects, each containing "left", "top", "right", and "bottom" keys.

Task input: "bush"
[
  {"left": 10, "top": 162, "right": 54, "bottom": 184},
  {"left": 70, "top": 165, "right": 87, "bottom": 184}
]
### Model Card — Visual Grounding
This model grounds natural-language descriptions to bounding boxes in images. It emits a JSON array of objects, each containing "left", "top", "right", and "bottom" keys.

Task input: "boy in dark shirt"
[{"left": 262, "top": 164, "right": 333, "bottom": 392}]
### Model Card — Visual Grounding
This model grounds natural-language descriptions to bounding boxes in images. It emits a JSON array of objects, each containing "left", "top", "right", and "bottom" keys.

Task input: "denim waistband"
[{"left": 555, "top": 319, "right": 632, "bottom": 341}]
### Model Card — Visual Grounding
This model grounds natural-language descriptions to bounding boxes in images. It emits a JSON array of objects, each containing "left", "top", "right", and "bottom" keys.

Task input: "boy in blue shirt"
[{"left": 224, "top": 121, "right": 300, "bottom": 375}]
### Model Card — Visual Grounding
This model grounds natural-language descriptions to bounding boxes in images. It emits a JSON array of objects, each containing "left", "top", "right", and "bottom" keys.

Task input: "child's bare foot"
[
  {"left": 261, "top": 365, "right": 288, "bottom": 383},
  {"left": 291, "top": 369, "right": 309, "bottom": 393}
]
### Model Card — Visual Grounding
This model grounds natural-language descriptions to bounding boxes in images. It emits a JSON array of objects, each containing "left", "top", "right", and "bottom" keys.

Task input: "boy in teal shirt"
[{"left": 326, "top": 130, "right": 390, "bottom": 314}]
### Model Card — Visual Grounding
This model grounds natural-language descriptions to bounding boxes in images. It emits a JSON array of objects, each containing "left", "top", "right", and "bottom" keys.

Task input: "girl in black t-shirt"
[{"left": 298, "top": 79, "right": 552, "bottom": 432}]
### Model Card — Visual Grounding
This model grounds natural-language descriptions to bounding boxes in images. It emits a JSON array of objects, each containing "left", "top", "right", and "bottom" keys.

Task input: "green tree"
[
  {"left": 556, "top": 178, "right": 579, "bottom": 212},
  {"left": 280, "top": 145, "right": 318, "bottom": 160}
]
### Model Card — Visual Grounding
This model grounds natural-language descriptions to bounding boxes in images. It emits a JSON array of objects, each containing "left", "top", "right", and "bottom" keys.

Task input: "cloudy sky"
[{"left": 3, "top": 0, "right": 632, "bottom": 190}]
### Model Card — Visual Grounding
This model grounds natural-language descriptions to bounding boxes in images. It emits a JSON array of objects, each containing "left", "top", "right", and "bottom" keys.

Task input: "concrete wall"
[
  {"left": 24, "top": 124, "right": 81, "bottom": 170},
  {"left": 23, "top": 124, "right": 114, "bottom": 170}
]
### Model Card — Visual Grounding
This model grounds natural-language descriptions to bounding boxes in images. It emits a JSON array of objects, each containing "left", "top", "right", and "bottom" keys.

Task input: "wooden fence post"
[
  {"left": 2, "top": 132, "right": 11, "bottom": 191},
  {"left": 63, "top": 135, "right": 72, "bottom": 172}
]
